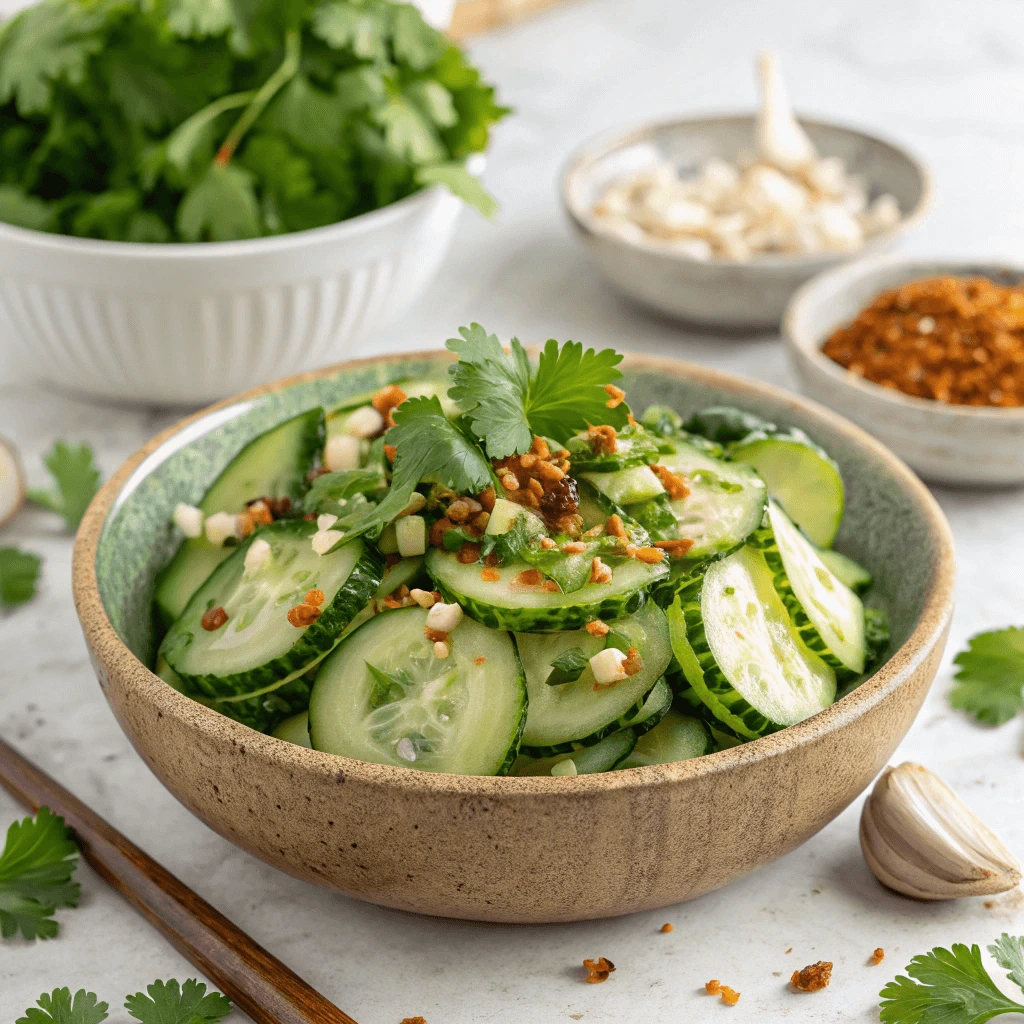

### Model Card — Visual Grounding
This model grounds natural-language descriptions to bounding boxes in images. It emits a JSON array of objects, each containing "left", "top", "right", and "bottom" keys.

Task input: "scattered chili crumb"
[
  {"left": 384, "top": 444, "right": 397, "bottom": 462},
  {"left": 871, "top": 948, "right": 885, "bottom": 965},
  {"left": 627, "top": 412, "right": 638, "bottom": 427},
  {"left": 385, "top": 553, "right": 402, "bottom": 567},
  {"left": 791, "top": 961, "right": 833, "bottom": 992},
  {"left": 514, "top": 568, "right": 544, "bottom": 587},
  {"left": 399, "top": 1018, "right": 427, "bottom": 1024},
  {"left": 287, "top": 603, "right": 322, "bottom": 627},
  {"left": 589, "top": 556, "right": 612, "bottom": 584},
  {"left": 822, "top": 276, "right": 1024, "bottom": 407},
  {"left": 456, "top": 542, "right": 482, "bottom": 564},
  {"left": 985, "top": 900, "right": 998, "bottom": 909},
  {"left": 705, "top": 980, "right": 721, "bottom": 995},
  {"left": 371, "top": 384, "right": 407, "bottom": 426},
  {"left": 303, "top": 512, "right": 317, "bottom": 521},
  {"left": 660, "top": 922, "right": 673, "bottom": 933},
  {"left": 605, "top": 514, "right": 628, "bottom": 540},
  {"left": 259, "top": 495, "right": 292, "bottom": 517},
  {"left": 583, "top": 957, "right": 615, "bottom": 984},
  {"left": 429, "top": 517, "right": 453, "bottom": 547},
  {"left": 588, "top": 424, "right": 618, "bottom": 454},
  {"left": 425, "top": 627, "right": 448, "bottom": 643},
  {"left": 201, "top": 606, "right": 228, "bottom": 631},
  {"left": 562, "top": 541, "right": 587, "bottom": 555},
  {"left": 720, "top": 986, "right": 740, "bottom": 1006},
  {"left": 604, "top": 383, "right": 626, "bottom": 408},
  {"left": 622, "top": 647, "right": 643, "bottom": 676},
  {"left": 583, "top": 524, "right": 604, "bottom": 538},
  {"left": 474, "top": 656, "right": 487, "bottom": 665},
  {"left": 654, "top": 538, "right": 695, "bottom": 558},
  {"left": 785, "top": 948, "right": 793, "bottom": 954},
  {"left": 585, "top": 619, "right": 610, "bottom": 637},
  {"left": 480, "top": 567, "right": 501, "bottom": 582},
  {"left": 650, "top": 463, "right": 690, "bottom": 500},
  {"left": 531, "top": 435, "right": 550, "bottom": 459},
  {"left": 483, "top": 552, "right": 499, "bottom": 567},
  {"left": 635, "top": 546, "right": 665, "bottom": 564},
  {"left": 304, "top": 588, "right": 325, "bottom": 608},
  {"left": 478, "top": 486, "right": 496, "bottom": 512}
]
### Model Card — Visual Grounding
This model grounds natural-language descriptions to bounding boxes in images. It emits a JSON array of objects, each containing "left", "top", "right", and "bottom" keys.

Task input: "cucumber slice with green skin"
[
  {"left": 160, "top": 521, "right": 383, "bottom": 697},
  {"left": 730, "top": 431, "right": 844, "bottom": 548},
  {"left": 616, "top": 710, "right": 712, "bottom": 769},
  {"left": 273, "top": 711, "right": 312, "bottom": 747},
  {"left": 511, "top": 729, "right": 638, "bottom": 776},
  {"left": 516, "top": 600, "right": 672, "bottom": 753},
  {"left": 817, "top": 549, "right": 873, "bottom": 596},
  {"left": 426, "top": 547, "right": 667, "bottom": 633},
  {"left": 683, "top": 406, "right": 773, "bottom": 445},
  {"left": 376, "top": 556, "right": 426, "bottom": 599},
  {"left": 639, "top": 442, "right": 766, "bottom": 561},
  {"left": 154, "top": 408, "right": 325, "bottom": 626},
  {"left": 627, "top": 676, "right": 673, "bottom": 737},
  {"left": 309, "top": 606, "right": 526, "bottom": 775},
  {"left": 581, "top": 465, "right": 665, "bottom": 505},
  {"left": 668, "top": 547, "right": 836, "bottom": 739},
  {"left": 210, "top": 673, "right": 314, "bottom": 732},
  {"left": 752, "top": 502, "right": 866, "bottom": 676},
  {"left": 710, "top": 726, "right": 743, "bottom": 750},
  {"left": 567, "top": 427, "right": 663, "bottom": 473}
]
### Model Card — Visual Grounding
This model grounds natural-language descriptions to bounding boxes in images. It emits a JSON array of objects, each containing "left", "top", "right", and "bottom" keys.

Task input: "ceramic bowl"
[
  {"left": 73, "top": 352, "right": 955, "bottom": 924},
  {"left": 785, "top": 256, "right": 1024, "bottom": 486},
  {"left": 561, "top": 114, "right": 932, "bottom": 330},
  {"left": 0, "top": 178, "right": 472, "bottom": 407}
]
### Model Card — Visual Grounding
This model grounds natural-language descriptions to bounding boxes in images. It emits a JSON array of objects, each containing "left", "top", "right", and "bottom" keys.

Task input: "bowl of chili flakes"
[{"left": 784, "top": 256, "right": 1024, "bottom": 486}]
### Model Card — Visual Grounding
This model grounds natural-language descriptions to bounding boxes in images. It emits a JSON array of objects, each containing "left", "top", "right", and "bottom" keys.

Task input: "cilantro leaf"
[
  {"left": 391, "top": 3, "right": 446, "bottom": 70},
  {"left": 416, "top": 162, "right": 497, "bottom": 219},
  {"left": 0, "top": 807, "right": 80, "bottom": 941},
  {"left": 347, "top": 395, "right": 491, "bottom": 538},
  {"left": 311, "top": 1, "right": 390, "bottom": 61},
  {"left": 27, "top": 441, "right": 101, "bottom": 531},
  {"left": 303, "top": 469, "right": 386, "bottom": 513},
  {"left": 0, "top": 547, "right": 42, "bottom": 609},
  {"left": 125, "top": 979, "right": 232, "bottom": 1024},
  {"left": 377, "top": 97, "right": 447, "bottom": 164},
  {"left": 446, "top": 326, "right": 628, "bottom": 458},
  {"left": 879, "top": 943, "right": 1024, "bottom": 1023},
  {"left": 0, "top": 185, "right": 56, "bottom": 231},
  {"left": 949, "top": 627, "right": 1024, "bottom": 726},
  {"left": 545, "top": 647, "right": 590, "bottom": 686},
  {"left": 16, "top": 988, "right": 108, "bottom": 1024},
  {"left": 177, "top": 163, "right": 261, "bottom": 242},
  {"left": 989, "top": 934, "right": 1024, "bottom": 994}
]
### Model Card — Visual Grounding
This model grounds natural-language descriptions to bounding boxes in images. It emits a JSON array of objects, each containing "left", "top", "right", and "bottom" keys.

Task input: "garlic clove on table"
[
  {"left": 0, "top": 437, "right": 25, "bottom": 529},
  {"left": 860, "top": 761, "right": 1022, "bottom": 901},
  {"left": 755, "top": 51, "right": 817, "bottom": 173}
]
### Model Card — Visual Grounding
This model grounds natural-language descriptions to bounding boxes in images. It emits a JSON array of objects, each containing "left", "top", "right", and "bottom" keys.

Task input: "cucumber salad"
[{"left": 154, "top": 326, "right": 890, "bottom": 777}]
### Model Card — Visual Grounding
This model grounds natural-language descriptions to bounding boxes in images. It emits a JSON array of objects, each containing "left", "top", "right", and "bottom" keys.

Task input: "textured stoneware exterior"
[
  {"left": 784, "top": 255, "right": 1024, "bottom": 486},
  {"left": 562, "top": 115, "right": 933, "bottom": 330},
  {"left": 72, "top": 353, "right": 956, "bottom": 924}
]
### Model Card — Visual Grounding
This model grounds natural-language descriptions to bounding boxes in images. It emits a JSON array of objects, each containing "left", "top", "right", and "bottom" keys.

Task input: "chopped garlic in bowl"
[{"left": 592, "top": 53, "right": 902, "bottom": 262}]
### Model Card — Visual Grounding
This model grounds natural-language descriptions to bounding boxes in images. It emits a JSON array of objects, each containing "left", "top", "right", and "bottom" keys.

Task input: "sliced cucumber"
[
  {"left": 616, "top": 710, "right": 712, "bottom": 769},
  {"left": 426, "top": 547, "right": 667, "bottom": 633},
  {"left": 668, "top": 546, "right": 836, "bottom": 739},
  {"left": 568, "top": 427, "right": 662, "bottom": 473},
  {"left": 581, "top": 465, "right": 665, "bottom": 505},
  {"left": 210, "top": 673, "right": 314, "bottom": 732},
  {"left": 309, "top": 606, "right": 525, "bottom": 775},
  {"left": 376, "top": 556, "right": 426, "bottom": 599},
  {"left": 154, "top": 408, "right": 325, "bottom": 626},
  {"left": 753, "top": 502, "right": 866, "bottom": 675},
  {"left": 638, "top": 442, "right": 766, "bottom": 560},
  {"left": 511, "top": 729, "right": 638, "bottom": 776},
  {"left": 160, "top": 521, "right": 383, "bottom": 697},
  {"left": 818, "top": 549, "right": 873, "bottom": 596},
  {"left": 273, "top": 711, "right": 312, "bottom": 747},
  {"left": 730, "top": 431, "right": 844, "bottom": 548},
  {"left": 628, "top": 676, "right": 673, "bottom": 737},
  {"left": 516, "top": 600, "right": 672, "bottom": 753}
]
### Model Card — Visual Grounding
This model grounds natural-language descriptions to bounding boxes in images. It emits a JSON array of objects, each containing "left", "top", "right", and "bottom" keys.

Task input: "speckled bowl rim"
[
  {"left": 560, "top": 111, "right": 934, "bottom": 269},
  {"left": 72, "top": 352, "right": 956, "bottom": 799},
  {"left": 784, "top": 254, "right": 1024, "bottom": 420}
]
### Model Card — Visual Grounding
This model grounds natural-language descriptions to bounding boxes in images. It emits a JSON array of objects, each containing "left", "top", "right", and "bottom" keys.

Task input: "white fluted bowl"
[{"left": 0, "top": 181, "right": 467, "bottom": 406}]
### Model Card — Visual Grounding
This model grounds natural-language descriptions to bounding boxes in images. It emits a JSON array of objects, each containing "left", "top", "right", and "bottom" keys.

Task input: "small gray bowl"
[
  {"left": 561, "top": 113, "right": 933, "bottom": 331},
  {"left": 784, "top": 255, "right": 1024, "bottom": 486}
]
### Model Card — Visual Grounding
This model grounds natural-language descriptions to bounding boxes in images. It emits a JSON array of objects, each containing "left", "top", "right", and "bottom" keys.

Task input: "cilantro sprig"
[
  {"left": 0, "top": 546, "right": 42, "bottom": 609},
  {"left": 948, "top": 627, "right": 1024, "bottom": 726},
  {"left": 27, "top": 441, "right": 101, "bottom": 532},
  {"left": 0, "top": 807, "right": 80, "bottom": 940},
  {"left": 879, "top": 935, "right": 1024, "bottom": 1023},
  {"left": 17, "top": 979, "right": 232, "bottom": 1024},
  {"left": 446, "top": 325, "right": 629, "bottom": 458}
]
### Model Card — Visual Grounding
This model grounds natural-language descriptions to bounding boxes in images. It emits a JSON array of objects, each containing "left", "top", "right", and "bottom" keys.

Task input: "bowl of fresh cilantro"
[{"left": 0, "top": 0, "right": 507, "bottom": 405}]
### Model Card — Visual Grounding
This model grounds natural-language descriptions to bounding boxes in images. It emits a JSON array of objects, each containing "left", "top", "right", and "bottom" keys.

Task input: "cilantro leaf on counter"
[
  {"left": 125, "top": 979, "right": 232, "bottom": 1024},
  {"left": 0, "top": 546, "right": 41, "bottom": 609},
  {"left": 347, "top": 395, "right": 491, "bottom": 538},
  {"left": 879, "top": 941, "right": 1024, "bottom": 1023},
  {"left": 948, "top": 627, "right": 1024, "bottom": 726},
  {"left": 0, "top": 807, "right": 80, "bottom": 941},
  {"left": 27, "top": 441, "right": 101, "bottom": 531},
  {"left": 446, "top": 325, "right": 628, "bottom": 458},
  {"left": 990, "top": 934, "right": 1024, "bottom": 993},
  {"left": 16, "top": 988, "right": 108, "bottom": 1024}
]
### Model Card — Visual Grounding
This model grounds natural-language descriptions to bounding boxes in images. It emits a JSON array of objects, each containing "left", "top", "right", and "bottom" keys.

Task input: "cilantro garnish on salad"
[
  {"left": 0, "top": 0, "right": 508, "bottom": 242},
  {"left": 151, "top": 327, "right": 889, "bottom": 776}
]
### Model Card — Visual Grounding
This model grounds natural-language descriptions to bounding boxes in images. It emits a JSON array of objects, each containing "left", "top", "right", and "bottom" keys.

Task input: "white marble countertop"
[{"left": 3, "top": 0, "right": 1024, "bottom": 1020}]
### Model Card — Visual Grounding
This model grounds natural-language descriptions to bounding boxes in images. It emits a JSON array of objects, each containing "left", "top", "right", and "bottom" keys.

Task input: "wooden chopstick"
[{"left": 0, "top": 736, "right": 358, "bottom": 1024}]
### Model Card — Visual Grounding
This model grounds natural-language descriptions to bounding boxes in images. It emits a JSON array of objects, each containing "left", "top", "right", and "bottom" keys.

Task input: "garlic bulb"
[
  {"left": 860, "top": 762, "right": 1022, "bottom": 900},
  {"left": 755, "top": 51, "right": 817, "bottom": 172},
  {"left": 0, "top": 437, "right": 25, "bottom": 529}
]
